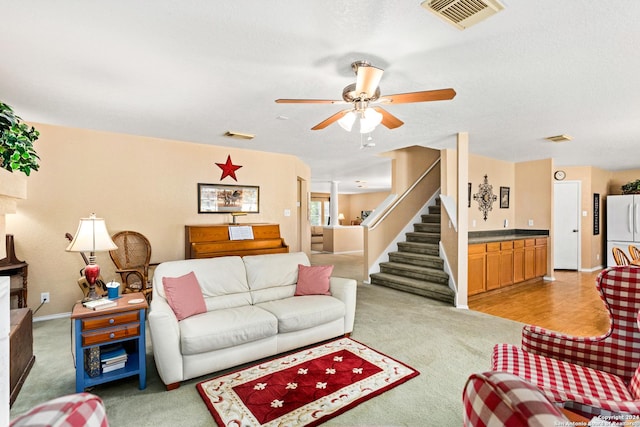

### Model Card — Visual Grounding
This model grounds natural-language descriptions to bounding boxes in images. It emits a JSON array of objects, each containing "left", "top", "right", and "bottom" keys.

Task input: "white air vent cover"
[{"left": 421, "top": 0, "right": 505, "bottom": 30}]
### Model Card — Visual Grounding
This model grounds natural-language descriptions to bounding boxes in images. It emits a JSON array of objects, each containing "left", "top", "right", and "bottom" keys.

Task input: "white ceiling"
[{"left": 3, "top": 1, "right": 640, "bottom": 193}]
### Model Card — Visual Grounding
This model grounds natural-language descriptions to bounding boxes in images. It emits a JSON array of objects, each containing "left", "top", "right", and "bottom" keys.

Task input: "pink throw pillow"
[
  {"left": 295, "top": 264, "right": 334, "bottom": 296},
  {"left": 162, "top": 271, "right": 206, "bottom": 321}
]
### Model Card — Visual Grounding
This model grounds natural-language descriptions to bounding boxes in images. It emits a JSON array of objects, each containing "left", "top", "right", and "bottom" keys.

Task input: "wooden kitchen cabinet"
[
  {"left": 535, "top": 238, "right": 548, "bottom": 277},
  {"left": 524, "top": 239, "right": 536, "bottom": 280},
  {"left": 468, "top": 237, "right": 547, "bottom": 296},
  {"left": 500, "top": 241, "right": 514, "bottom": 287},
  {"left": 468, "top": 243, "right": 487, "bottom": 296},
  {"left": 486, "top": 242, "right": 501, "bottom": 291},
  {"left": 513, "top": 240, "right": 525, "bottom": 283}
]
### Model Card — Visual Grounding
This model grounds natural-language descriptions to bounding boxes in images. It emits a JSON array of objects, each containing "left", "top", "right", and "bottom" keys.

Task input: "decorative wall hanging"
[
  {"left": 215, "top": 155, "right": 242, "bottom": 181},
  {"left": 473, "top": 175, "right": 497, "bottom": 221},
  {"left": 593, "top": 193, "right": 600, "bottom": 235},
  {"left": 500, "top": 186, "right": 510, "bottom": 209},
  {"left": 198, "top": 183, "right": 259, "bottom": 214}
]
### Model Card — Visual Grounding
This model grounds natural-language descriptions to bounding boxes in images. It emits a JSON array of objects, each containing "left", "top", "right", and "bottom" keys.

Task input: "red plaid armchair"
[
  {"left": 10, "top": 393, "right": 108, "bottom": 427},
  {"left": 492, "top": 265, "right": 640, "bottom": 418},
  {"left": 463, "top": 371, "right": 568, "bottom": 426}
]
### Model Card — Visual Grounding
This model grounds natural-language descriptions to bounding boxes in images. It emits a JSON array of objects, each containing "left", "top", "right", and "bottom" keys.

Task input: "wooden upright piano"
[{"left": 185, "top": 224, "right": 289, "bottom": 259}]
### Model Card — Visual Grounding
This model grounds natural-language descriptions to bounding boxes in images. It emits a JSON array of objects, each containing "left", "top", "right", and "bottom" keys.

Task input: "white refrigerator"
[{"left": 607, "top": 194, "right": 640, "bottom": 267}]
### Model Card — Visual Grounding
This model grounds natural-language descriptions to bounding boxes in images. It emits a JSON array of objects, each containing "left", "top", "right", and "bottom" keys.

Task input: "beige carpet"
[{"left": 10, "top": 253, "right": 523, "bottom": 426}]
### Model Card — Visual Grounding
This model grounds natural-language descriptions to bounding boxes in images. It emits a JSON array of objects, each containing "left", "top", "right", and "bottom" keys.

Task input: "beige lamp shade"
[
  {"left": 66, "top": 214, "right": 117, "bottom": 253},
  {"left": 338, "top": 213, "right": 345, "bottom": 221}
]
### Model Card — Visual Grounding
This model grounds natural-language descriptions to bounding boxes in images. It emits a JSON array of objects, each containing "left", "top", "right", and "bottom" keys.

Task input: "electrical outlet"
[
  {"left": 528, "top": 219, "right": 534, "bottom": 226},
  {"left": 41, "top": 292, "right": 50, "bottom": 303}
]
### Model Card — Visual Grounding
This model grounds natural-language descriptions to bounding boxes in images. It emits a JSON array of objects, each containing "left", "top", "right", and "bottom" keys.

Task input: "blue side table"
[{"left": 71, "top": 293, "right": 147, "bottom": 393}]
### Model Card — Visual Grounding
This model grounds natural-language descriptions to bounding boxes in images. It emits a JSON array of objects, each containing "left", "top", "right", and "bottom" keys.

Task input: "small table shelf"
[{"left": 71, "top": 293, "right": 148, "bottom": 393}]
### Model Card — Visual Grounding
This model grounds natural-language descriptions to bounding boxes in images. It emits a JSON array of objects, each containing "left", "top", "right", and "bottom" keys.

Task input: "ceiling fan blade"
[
  {"left": 378, "top": 88, "right": 456, "bottom": 104},
  {"left": 355, "top": 65, "right": 384, "bottom": 99},
  {"left": 311, "top": 109, "right": 352, "bottom": 130},
  {"left": 275, "top": 99, "right": 344, "bottom": 104},
  {"left": 373, "top": 107, "right": 404, "bottom": 129}
]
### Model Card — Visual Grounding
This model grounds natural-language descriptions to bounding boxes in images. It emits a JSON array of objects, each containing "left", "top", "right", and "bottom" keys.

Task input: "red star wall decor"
[{"left": 215, "top": 155, "right": 242, "bottom": 181}]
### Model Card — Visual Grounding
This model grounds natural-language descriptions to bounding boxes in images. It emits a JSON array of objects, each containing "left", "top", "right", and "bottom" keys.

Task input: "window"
[{"left": 310, "top": 196, "right": 330, "bottom": 226}]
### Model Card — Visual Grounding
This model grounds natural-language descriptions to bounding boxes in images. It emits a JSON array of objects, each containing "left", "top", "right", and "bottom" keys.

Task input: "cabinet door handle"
[
  {"left": 109, "top": 333, "right": 115, "bottom": 339},
  {"left": 109, "top": 318, "right": 115, "bottom": 324}
]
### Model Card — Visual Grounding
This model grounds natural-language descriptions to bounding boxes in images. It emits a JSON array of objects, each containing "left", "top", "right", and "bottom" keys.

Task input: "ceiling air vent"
[
  {"left": 545, "top": 134, "right": 572, "bottom": 143},
  {"left": 224, "top": 131, "right": 255, "bottom": 140},
  {"left": 421, "top": 0, "right": 505, "bottom": 30}
]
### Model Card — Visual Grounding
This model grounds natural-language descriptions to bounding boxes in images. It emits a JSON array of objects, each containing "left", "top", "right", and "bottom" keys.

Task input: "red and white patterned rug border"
[{"left": 196, "top": 337, "right": 420, "bottom": 427}]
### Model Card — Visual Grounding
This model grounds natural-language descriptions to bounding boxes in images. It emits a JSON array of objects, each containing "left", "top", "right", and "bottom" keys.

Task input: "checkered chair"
[
  {"left": 10, "top": 393, "right": 108, "bottom": 427},
  {"left": 463, "top": 371, "right": 568, "bottom": 426},
  {"left": 492, "top": 266, "right": 640, "bottom": 418}
]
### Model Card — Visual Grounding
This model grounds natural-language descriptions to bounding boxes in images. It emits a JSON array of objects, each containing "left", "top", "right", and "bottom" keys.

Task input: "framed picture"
[
  {"left": 500, "top": 186, "right": 510, "bottom": 209},
  {"left": 198, "top": 183, "right": 259, "bottom": 214}
]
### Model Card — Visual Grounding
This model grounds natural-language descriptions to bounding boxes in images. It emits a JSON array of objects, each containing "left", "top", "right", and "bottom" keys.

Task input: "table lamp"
[
  {"left": 338, "top": 213, "right": 345, "bottom": 225},
  {"left": 66, "top": 213, "right": 117, "bottom": 301}
]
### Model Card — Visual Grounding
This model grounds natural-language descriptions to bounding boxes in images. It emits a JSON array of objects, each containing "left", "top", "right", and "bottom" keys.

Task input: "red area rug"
[{"left": 196, "top": 337, "right": 419, "bottom": 426}]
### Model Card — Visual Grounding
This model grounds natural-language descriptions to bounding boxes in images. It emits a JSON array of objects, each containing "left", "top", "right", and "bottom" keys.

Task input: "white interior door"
[{"left": 554, "top": 181, "right": 580, "bottom": 270}]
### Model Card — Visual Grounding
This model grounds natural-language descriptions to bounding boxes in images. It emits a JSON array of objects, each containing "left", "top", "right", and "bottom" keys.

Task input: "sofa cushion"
[
  {"left": 179, "top": 306, "right": 277, "bottom": 355},
  {"left": 256, "top": 295, "right": 345, "bottom": 333},
  {"left": 162, "top": 271, "right": 207, "bottom": 321},
  {"left": 295, "top": 264, "right": 333, "bottom": 296},
  {"left": 244, "top": 252, "right": 311, "bottom": 304},
  {"left": 153, "top": 256, "right": 252, "bottom": 309}
]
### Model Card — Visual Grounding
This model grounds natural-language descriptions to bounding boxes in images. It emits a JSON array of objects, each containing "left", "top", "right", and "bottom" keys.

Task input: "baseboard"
[
  {"left": 33, "top": 312, "right": 71, "bottom": 322},
  {"left": 580, "top": 265, "right": 604, "bottom": 272}
]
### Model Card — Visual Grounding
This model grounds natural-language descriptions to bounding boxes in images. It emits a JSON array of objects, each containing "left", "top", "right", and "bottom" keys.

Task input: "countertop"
[{"left": 468, "top": 229, "right": 549, "bottom": 244}]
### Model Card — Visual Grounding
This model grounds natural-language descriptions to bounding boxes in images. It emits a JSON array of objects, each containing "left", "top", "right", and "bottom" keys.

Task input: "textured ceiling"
[{"left": 3, "top": 1, "right": 640, "bottom": 193}]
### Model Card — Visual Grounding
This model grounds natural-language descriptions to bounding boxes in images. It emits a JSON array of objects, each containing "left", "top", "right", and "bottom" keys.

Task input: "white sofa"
[{"left": 148, "top": 252, "right": 357, "bottom": 390}]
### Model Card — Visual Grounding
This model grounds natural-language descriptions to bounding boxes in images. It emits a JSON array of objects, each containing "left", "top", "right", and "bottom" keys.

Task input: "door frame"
[{"left": 553, "top": 180, "right": 581, "bottom": 270}]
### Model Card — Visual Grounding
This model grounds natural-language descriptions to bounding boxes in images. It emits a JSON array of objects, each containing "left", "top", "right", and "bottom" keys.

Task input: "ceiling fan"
[{"left": 275, "top": 60, "right": 456, "bottom": 133}]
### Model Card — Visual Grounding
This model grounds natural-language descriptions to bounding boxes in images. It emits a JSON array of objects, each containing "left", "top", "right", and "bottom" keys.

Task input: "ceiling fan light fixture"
[
  {"left": 359, "top": 108, "right": 383, "bottom": 134},
  {"left": 337, "top": 111, "right": 356, "bottom": 132}
]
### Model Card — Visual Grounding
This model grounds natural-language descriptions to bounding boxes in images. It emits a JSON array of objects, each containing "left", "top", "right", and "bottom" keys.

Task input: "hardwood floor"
[
  {"left": 469, "top": 269, "right": 610, "bottom": 337},
  {"left": 312, "top": 252, "right": 611, "bottom": 337}
]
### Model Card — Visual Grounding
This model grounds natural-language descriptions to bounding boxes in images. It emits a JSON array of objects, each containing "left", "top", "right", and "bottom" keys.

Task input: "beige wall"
[
  {"left": 386, "top": 145, "right": 441, "bottom": 194},
  {"left": 514, "top": 159, "right": 553, "bottom": 230},
  {"left": 6, "top": 123, "right": 310, "bottom": 316},
  {"left": 364, "top": 147, "right": 441, "bottom": 276},
  {"left": 562, "top": 166, "right": 610, "bottom": 269},
  {"left": 312, "top": 191, "right": 389, "bottom": 226},
  {"left": 469, "top": 154, "right": 515, "bottom": 230},
  {"left": 609, "top": 169, "right": 640, "bottom": 195},
  {"left": 346, "top": 192, "right": 388, "bottom": 223}
]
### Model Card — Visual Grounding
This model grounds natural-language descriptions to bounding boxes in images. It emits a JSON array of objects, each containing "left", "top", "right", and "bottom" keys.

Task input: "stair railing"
[
  {"left": 363, "top": 157, "right": 441, "bottom": 278},
  {"left": 367, "top": 158, "right": 441, "bottom": 231}
]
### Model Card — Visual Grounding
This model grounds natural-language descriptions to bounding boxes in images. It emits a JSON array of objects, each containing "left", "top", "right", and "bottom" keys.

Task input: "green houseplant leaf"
[{"left": 0, "top": 102, "right": 40, "bottom": 176}]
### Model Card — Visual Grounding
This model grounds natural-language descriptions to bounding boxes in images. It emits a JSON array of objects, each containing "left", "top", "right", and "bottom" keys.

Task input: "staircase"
[{"left": 369, "top": 201, "right": 455, "bottom": 305}]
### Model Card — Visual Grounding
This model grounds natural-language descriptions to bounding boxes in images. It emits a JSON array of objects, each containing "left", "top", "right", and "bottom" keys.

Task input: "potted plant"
[
  {"left": 0, "top": 102, "right": 40, "bottom": 176},
  {"left": 622, "top": 179, "right": 640, "bottom": 195}
]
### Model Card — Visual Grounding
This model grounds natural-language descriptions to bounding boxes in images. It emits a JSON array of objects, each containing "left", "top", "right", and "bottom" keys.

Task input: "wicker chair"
[
  {"left": 109, "top": 231, "right": 153, "bottom": 302},
  {"left": 613, "top": 247, "right": 631, "bottom": 266},
  {"left": 629, "top": 245, "right": 640, "bottom": 262}
]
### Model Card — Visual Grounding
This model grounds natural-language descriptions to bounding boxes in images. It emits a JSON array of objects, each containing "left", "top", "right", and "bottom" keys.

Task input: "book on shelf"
[
  {"left": 103, "top": 355, "right": 128, "bottom": 365},
  {"left": 100, "top": 344, "right": 126, "bottom": 360},
  {"left": 83, "top": 298, "right": 117, "bottom": 310},
  {"left": 102, "top": 361, "right": 126, "bottom": 373}
]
